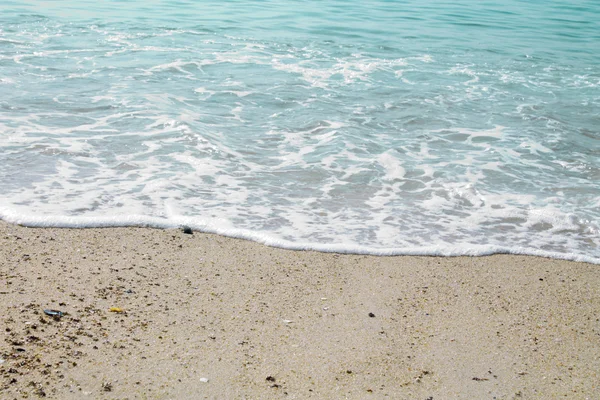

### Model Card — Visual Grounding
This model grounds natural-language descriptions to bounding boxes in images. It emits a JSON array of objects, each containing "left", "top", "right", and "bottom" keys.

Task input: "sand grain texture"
[{"left": 1, "top": 221, "right": 599, "bottom": 399}]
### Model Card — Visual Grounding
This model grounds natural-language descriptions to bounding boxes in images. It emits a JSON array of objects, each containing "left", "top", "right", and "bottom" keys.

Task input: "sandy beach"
[{"left": 1, "top": 220, "right": 599, "bottom": 399}]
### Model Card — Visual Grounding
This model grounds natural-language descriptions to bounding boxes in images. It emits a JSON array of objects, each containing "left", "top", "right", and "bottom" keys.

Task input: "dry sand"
[{"left": 1, "top": 220, "right": 599, "bottom": 399}]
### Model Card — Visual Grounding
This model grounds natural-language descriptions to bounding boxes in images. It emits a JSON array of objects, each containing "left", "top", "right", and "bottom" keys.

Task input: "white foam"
[
  {"left": 272, "top": 55, "right": 408, "bottom": 88},
  {"left": 448, "top": 66, "right": 480, "bottom": 85},
  {"left": 377, "top": 152, "right": 406, "bottom": 181},
  {"left": 1, "top": 209, "right": 597, "bottom": 264}
]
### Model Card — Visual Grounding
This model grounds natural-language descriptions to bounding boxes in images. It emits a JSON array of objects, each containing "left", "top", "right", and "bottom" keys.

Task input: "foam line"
[{"left": 2, "top": 211, "right": 598, "bottom": 265}]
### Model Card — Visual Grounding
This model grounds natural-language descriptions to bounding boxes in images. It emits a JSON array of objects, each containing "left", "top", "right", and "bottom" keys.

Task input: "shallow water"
[{"left": 1, "top": 1, "right": 599, "bottom": 262}]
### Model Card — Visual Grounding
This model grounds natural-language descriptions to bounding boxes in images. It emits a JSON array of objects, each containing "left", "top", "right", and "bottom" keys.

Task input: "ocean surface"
[{"left": 1, "top": 0, "right": 599, "bottom": 263}]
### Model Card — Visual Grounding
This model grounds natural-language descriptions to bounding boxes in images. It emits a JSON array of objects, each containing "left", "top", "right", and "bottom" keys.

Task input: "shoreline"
[
  {"left": 1, "top": 214, "right": 597, "bottom": 265},
  {"left": 1, "top": 221, "right": 599, "bottom": 398}
]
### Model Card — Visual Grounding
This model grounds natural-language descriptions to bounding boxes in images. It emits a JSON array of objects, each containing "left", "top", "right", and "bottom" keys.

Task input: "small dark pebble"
[
  {"left": 346, "top": 370, "right": 353, "bottom": 374},
  {"left": 472, "top": 377, "right": 489, "bottom": 381},
  {"left": 15, "top": 348, "right": 26, "bottom": 352},
  {"left": 271, "top": 384, "right": 281, "bottom": 389},
  {"left": 368, "top": 312, "right": 375, "bottom": 318},
  {"left": 266, "top": 376, "right": 276, "bottom": 382},
  {"left": 182, "top": 226, "right": 193, "bottom": 234}
]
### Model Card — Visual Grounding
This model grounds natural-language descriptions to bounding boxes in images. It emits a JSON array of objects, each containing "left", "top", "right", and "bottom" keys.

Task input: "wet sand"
[{"left": 1, "top": 220, "right": 599, "bottom": 399}]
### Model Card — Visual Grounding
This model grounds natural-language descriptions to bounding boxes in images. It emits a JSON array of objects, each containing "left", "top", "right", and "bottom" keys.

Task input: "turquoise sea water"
[{"left": 1, "top": 1, "right": 599, "bottom": 262}]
